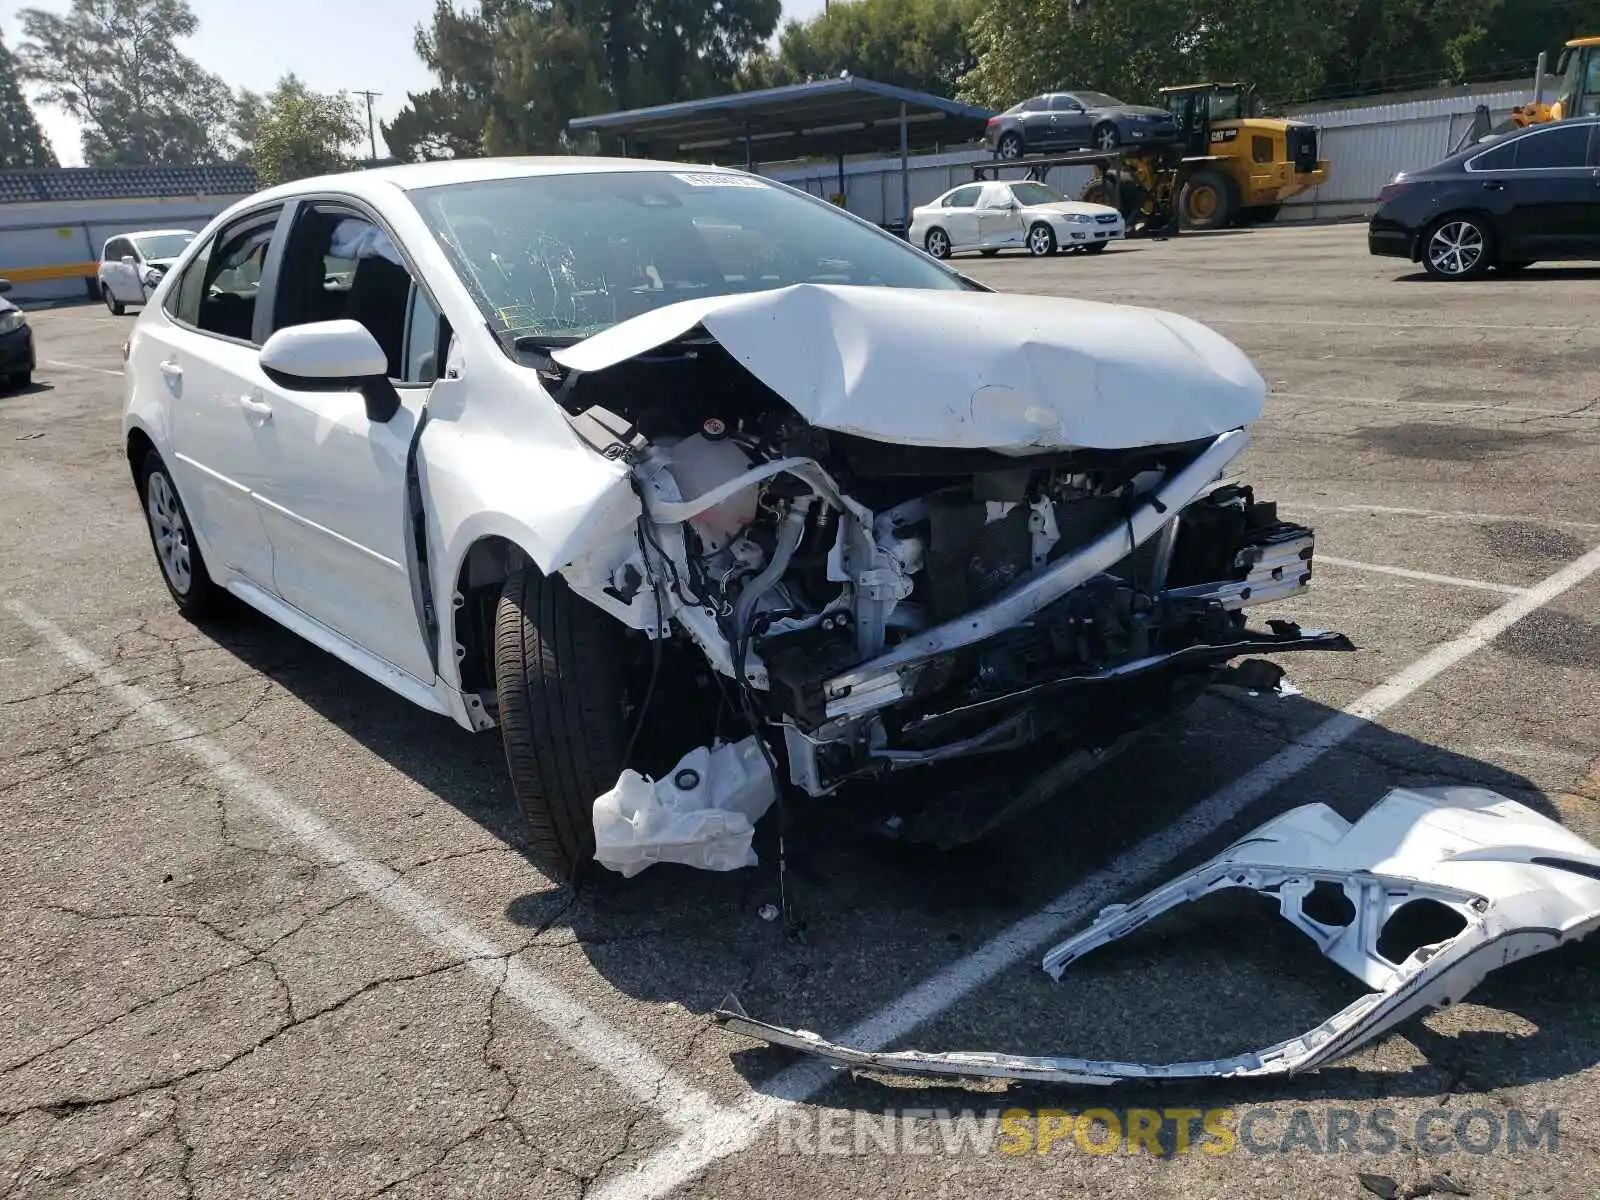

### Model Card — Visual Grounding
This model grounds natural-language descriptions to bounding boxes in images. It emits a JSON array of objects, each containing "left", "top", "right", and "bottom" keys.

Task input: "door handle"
[
  {"left": 238, "top": 393, "right": 273, "bottom": 421},
  {"left": 1482, "top": 180, "right": 1505, "bottom": 191},
  {"left": 159, "top": 360, "right": 182, "bottom": 378}
]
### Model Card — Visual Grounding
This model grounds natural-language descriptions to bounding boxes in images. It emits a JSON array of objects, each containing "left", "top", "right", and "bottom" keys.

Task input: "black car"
[
  {"left": 0, "top": 279, "right": 34, "bottom": 389},
  {"left": 984, "top": 90, "right": 1179, "bottom": 159},
  {"left": 1369, "top": 116, "right": 1600, "bottom": 279}
]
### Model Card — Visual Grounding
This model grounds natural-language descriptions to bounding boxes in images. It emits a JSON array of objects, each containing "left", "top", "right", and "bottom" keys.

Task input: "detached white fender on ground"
[{"left": 716, "top": 785, "right": 1600, "bottom": 1083}]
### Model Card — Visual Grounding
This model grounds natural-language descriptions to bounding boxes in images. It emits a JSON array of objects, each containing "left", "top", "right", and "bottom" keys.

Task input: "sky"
[{"left": 5, "top": 0, "right": 828, "bottom": 166}]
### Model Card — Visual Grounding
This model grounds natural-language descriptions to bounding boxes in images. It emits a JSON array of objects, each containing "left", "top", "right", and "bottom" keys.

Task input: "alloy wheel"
[
  {"left": 925, "top": 230, "right": 949, "bottom": 258},
  {"left": 146, "top": 470, "right": 192, "bottom": 594},
  {"left": 1095, "top": 126, "right": 1119, "bottom": 150},
  {"left": 1028, "top": 226, "right": 1054, "bottom": 255},
  {"left": 1427, "top": 220, "right": 1485, "bottom": 276}
]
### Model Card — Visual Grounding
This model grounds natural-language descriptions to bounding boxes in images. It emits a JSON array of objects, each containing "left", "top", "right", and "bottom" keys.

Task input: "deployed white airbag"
[
  {"left": 552, "top": 284, "right": 1265, "bottom": 452},
  {"left": 592, "top": 736, "right": 777, "bottom": 878}
]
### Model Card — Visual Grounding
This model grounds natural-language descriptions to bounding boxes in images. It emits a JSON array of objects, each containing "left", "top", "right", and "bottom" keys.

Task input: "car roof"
[
  {"left": 245, "top": 156, "right": 750, "bottom": 205},
  {"left": 112, "top": 229, "right": 196, "bottom": 240}
]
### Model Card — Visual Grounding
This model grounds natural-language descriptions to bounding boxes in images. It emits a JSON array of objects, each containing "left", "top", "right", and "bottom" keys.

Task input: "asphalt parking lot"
[{"left": 3, "top": 221, "right": 1599, "bottom": 1199}]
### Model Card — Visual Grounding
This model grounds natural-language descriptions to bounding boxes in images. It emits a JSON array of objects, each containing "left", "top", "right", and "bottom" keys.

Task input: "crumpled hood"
[{"left": 551, "top": 284, "right": 1264, "bottom": 453}]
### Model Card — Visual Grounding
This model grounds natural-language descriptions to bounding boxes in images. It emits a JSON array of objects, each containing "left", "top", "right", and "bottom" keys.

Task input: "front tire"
[
  {"left": 996, "top": 131, "right": 1024, "bottom": 160},
  {"left": 494, "top": 570, "right": 629, "bottom": 886},
  {"left": 1422, "top": 215, "right": 1493, "bottom": 280},
  {"left": 924, "top": 227, "right": 952, "bottom": 259},
  {"left": 1026, "top": 222, "right": 1057, "bottom": 257},
  {"left": 1180, "top": 169, "right": 1238, "bottom": 230},
  {"left": 102, "top": 284, "right": 125, "bottom": 316},
  {"left": 1093, "top": 122, "right": 1121, "bottom": 150},
  {"left": 138, "top": 451, "right": 223, "bottom": 618}
]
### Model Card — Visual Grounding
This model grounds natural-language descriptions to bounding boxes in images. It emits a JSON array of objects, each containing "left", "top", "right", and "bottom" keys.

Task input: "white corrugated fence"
[{"left": 766, "top": 77, "right": 1552, "bottom": 228}]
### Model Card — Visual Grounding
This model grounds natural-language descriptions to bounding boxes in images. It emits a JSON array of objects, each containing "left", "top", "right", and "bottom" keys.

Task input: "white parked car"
[
  {"left": 123, "top": 159, "right": 1344, "bottom": 884},
  {"left": 909, "top": 180, "right": 1126, "bottom": 259},
  {"left": 98, "top": 229, "right": 198, "bottom": 315}
]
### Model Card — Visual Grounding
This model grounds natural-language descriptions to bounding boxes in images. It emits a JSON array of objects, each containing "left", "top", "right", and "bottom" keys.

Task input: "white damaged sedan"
[
  {"left": 909, "top": 180, "right": 1126, "bottom": 259},
  {"left": 123, "top": 158, "right": 1346, "bottom": 884}
]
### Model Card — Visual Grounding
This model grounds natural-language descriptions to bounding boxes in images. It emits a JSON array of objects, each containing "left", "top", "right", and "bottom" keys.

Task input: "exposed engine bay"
[{"left": 536, "top": 285, "right": 1354, "bottom": 810}]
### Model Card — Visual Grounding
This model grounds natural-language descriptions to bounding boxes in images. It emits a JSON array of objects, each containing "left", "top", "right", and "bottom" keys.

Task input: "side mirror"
[
  {"left": 0, "top": 279, "right": 12, "bottom": 295},
  {"left": 121, "top": 255, "right": 137, "bottom": 266},
  {"left": 259, "top": 320, "right": 400, "bottom": 423}
]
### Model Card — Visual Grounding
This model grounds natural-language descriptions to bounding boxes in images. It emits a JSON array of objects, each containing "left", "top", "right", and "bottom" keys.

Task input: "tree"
[
  {"left": 239, "top": 75, "right": 364, "bottom": 186},
  {"left": 18, "top": 0, "right": 234, "bottom": 166},
  {"left": 961, "top": 0, "right": 1358, "bottom": 111},
  {"left": 384, "top": 0, "right": 781, "bottom": 161},
  {"left": 741, "top": 0, "right": 979, "bottom": 97},
  {"left": 0, "top": 29, "right": 55, "bottom": 168}
]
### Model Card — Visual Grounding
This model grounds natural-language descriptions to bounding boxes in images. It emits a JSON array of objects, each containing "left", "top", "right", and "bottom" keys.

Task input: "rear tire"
[
  {"left": 1180, "top": 169, "right": 1238, "bottom": 230},
  {"left": 1421, "top": 214, "right": 1493, "bottom": 280},
  {"left": 494, "top": 570, "right": 629, "bottom": 886},
  {"left": 138, "top": 450, "right": 223, "bottom": 618},
  {"left": 923, "top": 227, "right": 952, "bottom": 259},
  {"left": 102, "top": 284, "right": 125, "bottom": 316},
  {"left": 996, "top": 131, "right": 1024, "bottom": 160}
]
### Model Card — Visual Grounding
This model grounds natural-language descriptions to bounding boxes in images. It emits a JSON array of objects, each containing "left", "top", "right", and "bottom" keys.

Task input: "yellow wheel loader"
[
  {"left": 1510, "top": 37, "right": 1600, "bottom": 127},
  {"left": 1149, "top": 83, "right": 1330, "bottom": 229},
  {"left": 977, "top": 82, "right": 1330, "bottom": 236}
]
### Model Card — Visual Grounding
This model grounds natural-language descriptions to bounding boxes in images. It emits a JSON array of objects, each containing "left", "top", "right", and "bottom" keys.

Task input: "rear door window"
[
  {"left": 943, "top": 185, "right": 982, "bottom": 208},
  {"left": 169, "top": 209, "right": 281, "bottom": 343}
]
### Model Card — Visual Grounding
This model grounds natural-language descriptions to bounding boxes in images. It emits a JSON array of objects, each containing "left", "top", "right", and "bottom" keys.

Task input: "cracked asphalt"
[{"left": 2, "top": 222, "right": 1599, "bottom": 1199}]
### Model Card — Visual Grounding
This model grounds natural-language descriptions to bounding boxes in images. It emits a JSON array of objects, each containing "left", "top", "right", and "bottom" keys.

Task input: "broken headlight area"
[
  {"left": 716, "top": 785, "right": 1600, "bottom": 1084},
  {"left": 538, "top": 287, "right": 1349, "bottom": 854},
  {"left": 550, "top": 336, "right": 1349, "bottom": 819}
]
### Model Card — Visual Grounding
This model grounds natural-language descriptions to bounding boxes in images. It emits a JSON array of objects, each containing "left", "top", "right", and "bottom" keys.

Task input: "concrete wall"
[{"left": 0, "top": 195, "right": 247, "bottom": 304}]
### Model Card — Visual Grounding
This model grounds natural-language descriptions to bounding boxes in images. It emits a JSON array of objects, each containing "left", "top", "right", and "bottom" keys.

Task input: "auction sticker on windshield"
[{"left": 673, "top": 172, "right": 768, "bottom": 187}]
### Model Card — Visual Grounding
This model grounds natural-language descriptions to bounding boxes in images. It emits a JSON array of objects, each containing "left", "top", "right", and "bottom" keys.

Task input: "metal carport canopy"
[{"left": 567, "top": 75, "right": 995, "bottom": 229}]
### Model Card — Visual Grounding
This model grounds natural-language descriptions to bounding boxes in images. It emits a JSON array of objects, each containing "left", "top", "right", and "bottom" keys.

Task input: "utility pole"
[{"left": 353, "top": 89, "right": 382, "bottom": 162}]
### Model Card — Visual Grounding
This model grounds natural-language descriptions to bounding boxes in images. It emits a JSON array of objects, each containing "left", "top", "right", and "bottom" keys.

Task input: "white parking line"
[
  {"left": 40, "top": 358, "right": 123, "bottom": 378},
  {"left": 1289, "top": 502, "right": 1600, "bottom": 532},
  {"left": 1207, "top": 316, "right": 1585, "bottom": 332},
  {"left": 3, "top": 602, "right": 726, "bottom": 1132},
  {"left": 1316, "top": 554, "right": 1529, "bottom": 595},
  {"left": 598, "top": 537, "right": 1600, "bottom": 1200},
  {"left": 1269, "top": 391, "right": 1600, "bottom": 419}
]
